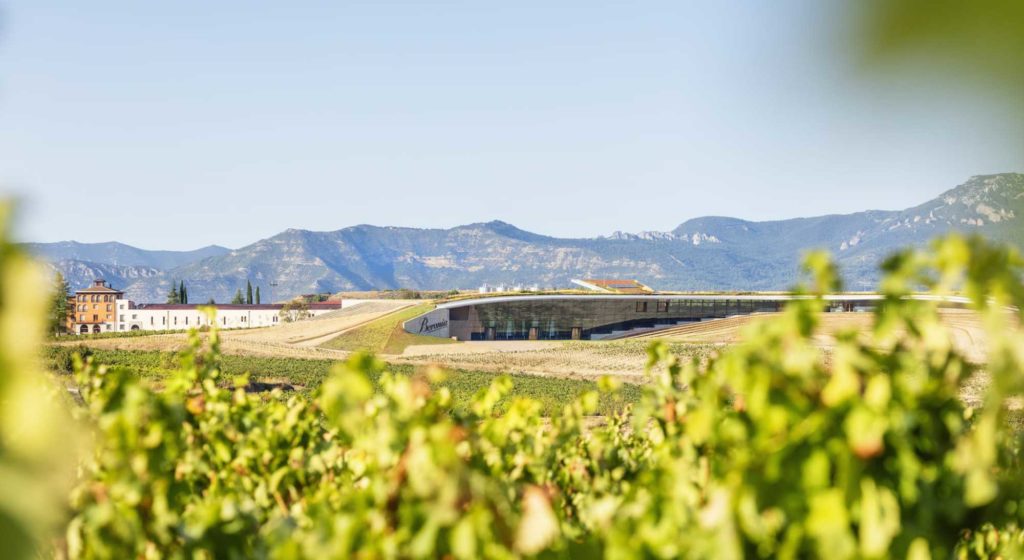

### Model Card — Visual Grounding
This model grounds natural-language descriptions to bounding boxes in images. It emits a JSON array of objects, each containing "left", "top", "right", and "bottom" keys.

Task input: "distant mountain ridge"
[
  {"left": 29, "top": 173, "right": 1024, "bottom": 302},
  {"left": 27, "top": 241, "right": 230, "bottom": 269}
]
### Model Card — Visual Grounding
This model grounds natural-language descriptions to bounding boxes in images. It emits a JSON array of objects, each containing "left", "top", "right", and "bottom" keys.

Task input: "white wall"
[{"left": 111, "top": 300, "right": 338, "bottom": 332}]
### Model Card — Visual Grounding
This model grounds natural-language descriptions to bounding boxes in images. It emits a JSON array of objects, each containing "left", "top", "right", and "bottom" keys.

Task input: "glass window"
[
  {"left": 635, "top": 301, "right": 648, "bottom": 312},
  {"left": 657, "top": 301, "right": 669, "bottom": 312}
]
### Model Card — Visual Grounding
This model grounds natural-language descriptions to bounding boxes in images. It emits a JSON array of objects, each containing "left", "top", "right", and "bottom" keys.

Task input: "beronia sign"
[{"left": 403, "top": 307, "right": 450, "bottom": 338}]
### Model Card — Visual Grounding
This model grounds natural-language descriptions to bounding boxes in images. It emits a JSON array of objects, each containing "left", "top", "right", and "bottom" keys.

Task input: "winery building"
[
  {"left": 402, "top": 293, "right": 959, "bottom": 341},
  {"left": 67, "top": 279, "right": 341, "bottom": 334}
]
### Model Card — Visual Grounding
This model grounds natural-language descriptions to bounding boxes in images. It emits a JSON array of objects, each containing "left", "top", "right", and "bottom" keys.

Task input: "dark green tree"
[
  {"left": 179, "top": 281, "right": 188, "bottom": 304},
  {"left": 49, "top": 271, "right": 71, "bottom": 335},
  {"left": 255, "top": 286, "right": 261, "bottom": 305},
  {"left": 166, "top": 283, "right": 180, "bottom": 304},
  {"left": 206, "top": 298, "right": 216, "bottom": 305},
  {"left": 246, "top": 281, "right": 253, "bottom": 305},
  {"left": 231, "top": 289, "right": 245, "bottom": 305}
]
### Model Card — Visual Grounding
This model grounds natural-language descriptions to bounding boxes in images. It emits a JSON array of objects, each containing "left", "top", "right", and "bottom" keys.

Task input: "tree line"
[{"left": 166, "top": 279, "right": 263, "bottom": 305}]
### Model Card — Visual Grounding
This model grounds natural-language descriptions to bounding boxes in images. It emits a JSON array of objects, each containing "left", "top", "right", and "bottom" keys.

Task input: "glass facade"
[{"left": 444, "top": 297, "right": 875, "bottom": 341}]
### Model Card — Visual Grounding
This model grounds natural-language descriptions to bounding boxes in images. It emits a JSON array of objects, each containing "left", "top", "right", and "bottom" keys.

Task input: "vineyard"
[
  {"left": 5, "top": 216, "right": 1024, "bottom": 558},
  {"left": 44, "top": 345, "right": 641, "bottom": 415}
]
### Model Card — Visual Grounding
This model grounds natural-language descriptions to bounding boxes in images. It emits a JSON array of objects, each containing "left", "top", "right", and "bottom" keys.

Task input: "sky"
[{"left": 1, "top": 1, "right": 1021, "bottom": 250}]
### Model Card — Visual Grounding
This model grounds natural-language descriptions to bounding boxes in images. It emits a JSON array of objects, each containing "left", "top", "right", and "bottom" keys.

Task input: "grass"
[
  {"left": 45, "top": 346, "right": 640, "bottom": 416},
  {"left": 320, "top": 303, "right": 457, "bottom": 354},
  {"left": 48, "top": 328, "right": 191, "bottom": 341}
]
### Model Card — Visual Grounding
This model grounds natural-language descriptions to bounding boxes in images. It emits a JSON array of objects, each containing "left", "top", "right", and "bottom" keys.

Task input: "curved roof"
[{"left": 435, "top": 293, "right": 970, "bottom": 310}]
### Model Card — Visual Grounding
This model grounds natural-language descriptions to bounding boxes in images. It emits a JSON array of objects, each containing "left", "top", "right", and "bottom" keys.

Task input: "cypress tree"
[
  {"left": 231, "top": 289, "right": 245, "bottom": 305},
  {"left": 180, "top": 281, "right": 188, "bottom": 304},
  {"left": 50, "top": 271, "right": 71, "bottom": 335},
  {"left": 246, "top": 280, "right": 253, "bottom": 305},
  {"left": 167, "top": 284, "right": 180, "bottom": 304},
  {"left": 255, "top": 286, "right": 261, "bottom": 305}
]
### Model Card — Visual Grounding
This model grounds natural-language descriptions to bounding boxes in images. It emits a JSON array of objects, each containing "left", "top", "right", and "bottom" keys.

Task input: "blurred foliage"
[
  {"left": 4, "top": 199, "right": 1024, "bottom": 557},
  {"left": 859, "top": 1, "right": 1024, "bottom": 99},
  {"left": 0, "top": 203, "right": 80, "bottom": 559}
]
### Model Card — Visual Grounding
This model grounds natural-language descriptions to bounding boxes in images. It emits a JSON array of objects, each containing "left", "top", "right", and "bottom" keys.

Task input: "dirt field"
[
  {"left": 392, "top": 340, "right": 717, "bottom": 381},
  {"left": 625, "top": 310, "right": 987, "bottom": 361}
]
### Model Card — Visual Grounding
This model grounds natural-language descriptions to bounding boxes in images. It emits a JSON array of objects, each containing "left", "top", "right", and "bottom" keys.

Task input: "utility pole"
[{"left": 269, "top": 281, "right": 278, "bottom": 304}]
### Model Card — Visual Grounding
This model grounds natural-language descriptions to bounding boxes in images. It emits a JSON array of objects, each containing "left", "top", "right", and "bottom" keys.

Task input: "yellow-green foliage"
[
  {"left": 5, "top": 221, "right": 1024, "bottom": 558},
  {"left": 321, "top": 302, "right": 455, "bottom": 354},
  {"left": 0, "top": 203, "right": 81, "bottom": 559}
]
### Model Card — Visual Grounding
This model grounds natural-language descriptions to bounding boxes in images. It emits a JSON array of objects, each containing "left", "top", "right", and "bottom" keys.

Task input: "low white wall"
[{"left": 111, "top": 300, "right": 338, "bottom": 332}]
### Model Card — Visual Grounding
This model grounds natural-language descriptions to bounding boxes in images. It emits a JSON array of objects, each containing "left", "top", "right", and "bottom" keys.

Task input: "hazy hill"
[
  {"left": 34, "top": 173, "right": 1024, "bottom": 302},
  {"left": 26, "top": 241, "right": 230, "bottom": 269}
]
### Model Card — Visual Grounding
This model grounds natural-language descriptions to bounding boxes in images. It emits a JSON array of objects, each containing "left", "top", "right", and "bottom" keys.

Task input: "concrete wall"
[{"left": 402, "top": 307, "right": 450, "bottom": 338}]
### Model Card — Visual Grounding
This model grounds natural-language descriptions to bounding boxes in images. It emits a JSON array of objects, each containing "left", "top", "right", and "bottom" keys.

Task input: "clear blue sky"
[{"left": 1, "top": 1, "right": 1021, "bottom": 250}]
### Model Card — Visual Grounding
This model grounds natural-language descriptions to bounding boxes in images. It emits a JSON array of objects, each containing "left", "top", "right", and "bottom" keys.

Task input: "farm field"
[
  {"left": 625, "top": 309, "right": 987, "bottom": 361},
  {"left": 45, "top": 346, "right": 640, "bottom": 415},
  {"left": 394, "top": 340, "right": 719, "bottom": 381}
]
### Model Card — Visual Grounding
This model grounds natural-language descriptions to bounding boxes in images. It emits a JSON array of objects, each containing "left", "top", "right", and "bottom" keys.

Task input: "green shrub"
[{"left": 5, "top": 224, "right": 1024, "bottom": 557}]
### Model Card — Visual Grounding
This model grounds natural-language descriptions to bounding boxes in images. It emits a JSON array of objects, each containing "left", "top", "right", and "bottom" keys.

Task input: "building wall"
[
  {"left": 401, "top": 308, "right": 450, "bottom": 338},
  {"left": 112, "top": 300, "right": 339, "bottom": 332},
  {"left": 407, "top": 295, "right": 889, "bottom": 341},
  {"left": 69, "top": 291, "right": 123, "bottom": 334}
]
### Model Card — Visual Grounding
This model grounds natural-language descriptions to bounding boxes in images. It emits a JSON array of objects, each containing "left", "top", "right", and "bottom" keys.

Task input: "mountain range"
[{"left": 28, "top": 173, "right": 1024, "bottom": 303}]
